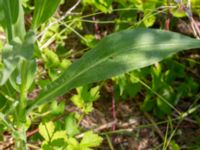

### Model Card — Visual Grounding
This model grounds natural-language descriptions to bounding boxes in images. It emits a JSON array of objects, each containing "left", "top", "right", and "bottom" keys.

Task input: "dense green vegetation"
[{"left": 0, "top": 0, "right": 200, "bottom": 149}]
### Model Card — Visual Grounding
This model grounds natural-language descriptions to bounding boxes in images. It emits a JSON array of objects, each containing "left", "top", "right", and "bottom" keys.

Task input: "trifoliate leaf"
[
  {"left": 51, "top": 130, "right": 67, "bottom": 141},
  {"left": 39, "top": 121, "right": 55, "bottom": 141}
]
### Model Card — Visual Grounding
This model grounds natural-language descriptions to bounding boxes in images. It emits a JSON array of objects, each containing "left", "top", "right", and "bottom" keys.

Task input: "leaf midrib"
[{"left": 30, "top": 41, "right": 199, "bottom": 110}]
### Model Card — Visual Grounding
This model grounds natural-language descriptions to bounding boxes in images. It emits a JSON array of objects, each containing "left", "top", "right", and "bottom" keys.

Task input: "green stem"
[
  {"left": 16, "top": 61, "right": 28, "bottom": 149},
  {"left": 19, "top": 89, "right": 27, "bottom": 122},
  {"left": 78, "top": 113, "right": 85, "bottom": 126},
  {"left": 15, "top": 88, "right": 28, "bottom": 150},
  {"left": 105, "top": 134, "right": 114, "bottom": 150},
  {"left": 14, "top": 125, "right": 28, "bottom": 150},
  {"left": 18, "top": 60, "right": 28, "bottom": 123}
]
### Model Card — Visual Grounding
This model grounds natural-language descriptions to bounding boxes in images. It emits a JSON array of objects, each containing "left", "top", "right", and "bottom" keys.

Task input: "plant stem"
[
  {"left": 16, "top": 61, "right": 28, "bottom": 149},
  {"left": 105, "top": 134, "right": 115, "bottom": 150},
  {"left": 19, "top": 88, "right": 27, "bottom": 122},
  {"left": 14, "top": 125, "right": 28, "bottom": 150},
  {"left": 15, "top": 90, "right": 28, "bottom": 149},
  {"left": 16, "top": 85, "right": 28, "bottom": 149}
]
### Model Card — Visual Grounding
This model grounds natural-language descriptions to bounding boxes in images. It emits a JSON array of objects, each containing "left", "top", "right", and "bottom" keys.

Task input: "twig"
[
  {"left": 111, "top": 89, "right": 116, "bottom": 131},
  {"left": 93, "top": 16, "right": 101, "bottom": 40},
  {"left": 27, "top": 128, "right": 39, "bottom": 138},
  {"left": 37, "top": 0, "right": 82, "bottom": 39},
  {"left": 76, "top": 118, "right": 138, "bottom": 139},
  {"left": 28, "top": 143, "right": 40, "bottom": 149},
  {"left": 190, "top": 18, "right": 200, "bottom": 38},
  {"left": 95, "top": 120, "right": 118, "bottom": 132},
  {"left": 164, "top": 100, "right": 200, "bottom": 149},
  {"left": 177, "top": 0, "right": 200, "bottom": 38},
  {"left": 0, "top": 135, "right": 14, "bottom": 150},
  {"left": 76, "top": 120, "right": 117, "bottom": 139},
  {"left": 165, "top": 0, "right": 172, "bottom": 30}
]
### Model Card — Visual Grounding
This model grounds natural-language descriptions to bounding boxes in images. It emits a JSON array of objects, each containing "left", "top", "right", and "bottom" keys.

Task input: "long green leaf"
[
  {"left": 0, "top": 0, "right": 25, "bottom": 42},
  {"left": 28, "top": 28, "right": 200, "bottom": 111},
  {"left": 13, "top": 0, "right": 26, "bottom": 41},
  {"left": 32, "top": 0, "right": 61, "bottom": 29}
]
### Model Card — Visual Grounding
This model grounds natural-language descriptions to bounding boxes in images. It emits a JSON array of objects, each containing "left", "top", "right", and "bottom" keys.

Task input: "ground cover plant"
[{"left": 0, "top": 0, "right": 200, "bottom": 149}]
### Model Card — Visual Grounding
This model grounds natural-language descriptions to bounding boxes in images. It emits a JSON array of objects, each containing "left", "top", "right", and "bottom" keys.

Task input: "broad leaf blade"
[
  {"left": 32, "top": 0, "right": 61, "bottom": 29},
  {"left": 0, "top": 31, "right": 35, "bottom": 85},
  {"left": 28, "top": 28, "right": 200, "bottom": 111},
  {"left": 80, "top": 131, "right": 103, "bottom": 148},
  {"left": 0, "top": 44, "right": 19, "bottom": 85}
]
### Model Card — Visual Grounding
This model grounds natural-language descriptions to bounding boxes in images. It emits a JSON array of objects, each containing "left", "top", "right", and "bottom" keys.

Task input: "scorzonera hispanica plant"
[{"left": 0, "top": 0, "right": 200, "bottom": 149}]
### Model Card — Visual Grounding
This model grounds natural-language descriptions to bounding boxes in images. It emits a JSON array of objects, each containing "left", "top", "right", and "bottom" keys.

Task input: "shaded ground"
[{"left": 78, "top": 88, "right": 200, "bottom": 150}]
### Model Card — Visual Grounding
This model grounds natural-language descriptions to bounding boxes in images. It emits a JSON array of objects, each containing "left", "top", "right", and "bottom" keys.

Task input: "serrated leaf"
[
  {"left": 156, "top": 84, "right": 174, "bottom": 114},
  {"left": 70, "top": 86, "right": 99, "bottom": 113},
  {"left": 141, "top": 94, "right": 155, "bottom": 112},
  {"left": 32, "top": 0, "right": 61, "bottom": 29},
  {"left": 66, "top": 137, "right": 80, "bottom": 150},
  {"left": 51, "top": 101, "right": 65, "bottom": 115},
  {"left": 42, "top": 49, "right": 60, "bottom": 68},
  {"left": 39, "top": 121, "right": 55, "bottom": 141},
  {"left": 41, "top": 141, "right": 53, "bottom": 150},
  {"left": 93, "top": 0, "right": 113, "bottom": 13},
  {"left": 80, "top": 131, "right": 103, "bottom": 148},
  {"left": 143, "top": 14, "right": 156, "bottom": 27},
  {"left": 83, "top": 0, "right": 113, "bottom": 13},
  {"left": 171, "top": 7, "right": 186, "bottom": 18},
  {"left": 89, "top": 86, "right": 100, "bottom": 101},
  {"left": 65, "top": 113, "right": 79, "bottom": 137},
  {"left": 51, "top": 130, "right": 67, "bottom": 141},
  {"left": 51, "top": 138, "right": 67, "bottom": 148},
  {"left": 28, "top": 28, "right": 200, "bottom": 111},
  {"left": 71, "top": 94, "right": 84, "bottom": 109}
]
